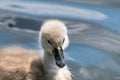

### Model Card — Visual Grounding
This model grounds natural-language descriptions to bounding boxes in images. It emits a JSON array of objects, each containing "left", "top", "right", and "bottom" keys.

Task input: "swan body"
[{"left": 0, "top": 20, "right": 71, "bottom": 80}]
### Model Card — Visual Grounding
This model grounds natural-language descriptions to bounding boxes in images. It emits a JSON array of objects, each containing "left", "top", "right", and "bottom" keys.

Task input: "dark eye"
[
  {"left": 47, "top": 40, "right": 51, "bottom": 44},
  {"left": 63, "top": 38, "right": 65, "bottom": 43}
]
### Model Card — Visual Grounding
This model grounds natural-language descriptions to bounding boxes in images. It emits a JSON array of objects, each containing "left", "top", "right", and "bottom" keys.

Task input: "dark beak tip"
[
  {"left": 56, "top": 63, "right": 66, "bottom": 68},
  {"left": 53, "top": 47, "right": 65, "bottom": 68}
]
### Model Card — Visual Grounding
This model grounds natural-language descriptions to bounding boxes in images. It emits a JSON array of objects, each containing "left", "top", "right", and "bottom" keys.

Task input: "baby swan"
[{"left": 0, "top": 20, "right": 71, "bottom": 80}]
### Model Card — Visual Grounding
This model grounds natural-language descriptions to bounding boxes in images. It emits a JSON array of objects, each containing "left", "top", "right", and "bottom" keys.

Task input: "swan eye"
[
  {"left": 63, "top": 38, "right": 65, "bottom": 43},
  {"left": 47, "top": 40, "right": 51, "bottom": 44}
]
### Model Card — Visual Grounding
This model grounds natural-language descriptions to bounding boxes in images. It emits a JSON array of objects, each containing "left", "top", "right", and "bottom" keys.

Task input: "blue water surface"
[{"left": 0, "top": 0, "right": 120, "bottom": 80}]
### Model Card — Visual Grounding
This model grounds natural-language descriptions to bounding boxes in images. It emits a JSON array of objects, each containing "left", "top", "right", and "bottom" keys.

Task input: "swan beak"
[{"left": 53, "top": 47, "right": 65, "bottom": 68}]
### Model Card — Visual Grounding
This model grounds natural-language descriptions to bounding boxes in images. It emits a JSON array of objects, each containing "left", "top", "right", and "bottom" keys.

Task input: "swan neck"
[{"left": 43, "top": 51, "right": 59, "bottom": 73}]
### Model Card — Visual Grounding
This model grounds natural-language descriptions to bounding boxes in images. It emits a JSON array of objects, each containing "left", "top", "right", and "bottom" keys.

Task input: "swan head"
[{"left": 40, "top": 20, "right": 69, "bottom": 68}]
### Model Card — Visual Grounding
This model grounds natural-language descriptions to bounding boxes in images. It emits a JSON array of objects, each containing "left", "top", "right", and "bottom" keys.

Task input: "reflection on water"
[
  {"left": 67, "top": 21, "right": 120, "bottom": 64},
  {"left": 0, "top": 0, "right": 120, "bottom": 80}
]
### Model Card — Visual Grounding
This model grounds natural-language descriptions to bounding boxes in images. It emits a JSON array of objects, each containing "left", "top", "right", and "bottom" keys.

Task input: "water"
[{"left": 0, "top": 0, "right": 120, "bottom": 80}]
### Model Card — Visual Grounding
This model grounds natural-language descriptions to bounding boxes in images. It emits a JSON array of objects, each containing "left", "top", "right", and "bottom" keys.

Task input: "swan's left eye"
[{"left": 47, "top": 40, "right": 51, "bottom": 44}]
